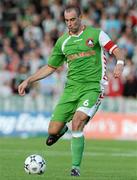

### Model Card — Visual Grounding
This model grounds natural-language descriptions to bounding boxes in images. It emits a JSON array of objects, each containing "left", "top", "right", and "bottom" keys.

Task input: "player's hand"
[
  {"left": 113, "top": 64, "right": 124, "bottom": 78},
  {"left": 18, "top": 80, "right": 29, "bottom": 96}
]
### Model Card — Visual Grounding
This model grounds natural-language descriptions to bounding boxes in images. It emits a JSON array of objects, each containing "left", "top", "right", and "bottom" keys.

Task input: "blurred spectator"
[
  {"left": 23, "top": 20, "right": 43, "bottom": 43},
  {"left": 118, "top": 31, "right": 135, "bottom": 59},
  {"left": 42, "top": 9, "right": 57, "bottom": 33},
  {"left": 82, "top": 7, "right": 93, "bottom": 26},
  {"left": 123, "top": 73, "right": 137, "bottom": 98},
  {"left": 0, "top": 45, "right": 7, "bottom": 68},
  {"left": 57, "top": 13, "right": 67, "bottom": 35},
  {"left": 122, "top": 59, "right": 136, "bottom": 81},
  {"left": 132, "top": 44, "right": 137, "bottom": 65},
  {"left": 40, "top": 33, "right": 54, "bottom": 63},
  {"left": 15, "top": 37, "right": 27, "bottom": 59},
  {"left": 105, "top": 14, "right": 122, "bottom": 39},
  {"left": 106, "top": 71, "right": 124, "bottom": 97},
  {"left": 7, "top": 21, "right": 21, "bottom": 50},
  {"left": 0, "top": 63, "right": 13, "bottom": 97},
  {"left": 11, "top": 63, "right": 30, "bottom": 94},
  {"left": 50, "top": 0, "right": 63, "bottom": 21},
  {"left": 122, "top": 59, "right": 137, "bottom": 97},
  {"left": 28, "top": 51, "right": 44, "bottom": 74}
]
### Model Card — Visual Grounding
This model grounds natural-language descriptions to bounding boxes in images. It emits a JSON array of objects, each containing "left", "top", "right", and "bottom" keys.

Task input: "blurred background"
[{"left": 0, "top": 0, "right": 137, "bottom": 139}]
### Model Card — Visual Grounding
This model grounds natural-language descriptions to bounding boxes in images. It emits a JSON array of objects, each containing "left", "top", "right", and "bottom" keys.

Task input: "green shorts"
[{"left": 51, "top": 80, "right": 104, "bottom": 123}]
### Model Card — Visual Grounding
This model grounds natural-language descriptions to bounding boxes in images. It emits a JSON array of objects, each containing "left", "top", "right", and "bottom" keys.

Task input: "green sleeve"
[{"left": 48, "top": 39, "right": 65, "bottom": 68}]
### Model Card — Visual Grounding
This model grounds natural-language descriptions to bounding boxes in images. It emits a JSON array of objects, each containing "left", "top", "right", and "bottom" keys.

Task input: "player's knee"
[
  {"left": 72, "top": 119, "right": 83, "bottom": 131},
  {"left": 72, "top": 113, "right": 88, "bottom": 131},
  {"left": 72, "top": 125, "right": 80, "bottom": 131}
]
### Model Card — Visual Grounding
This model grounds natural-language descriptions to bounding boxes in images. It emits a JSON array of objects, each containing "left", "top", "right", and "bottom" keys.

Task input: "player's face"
[{"left": 64, "top": 9, "right": 81, "bottom": 34}]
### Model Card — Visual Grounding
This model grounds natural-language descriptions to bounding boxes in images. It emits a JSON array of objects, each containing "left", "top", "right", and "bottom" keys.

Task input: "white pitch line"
[
  {"left": 44, "top": 151, "right": 137, "bottom": 157},
  {"left": 84, "top": 152, "right": 137, "bottom": 157},
  {"left": 0, "top": 149, "right": 137, "bottom": 157}
]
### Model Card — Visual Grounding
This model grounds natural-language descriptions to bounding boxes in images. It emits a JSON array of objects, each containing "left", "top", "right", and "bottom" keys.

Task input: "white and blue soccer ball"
[{"left": 24, "top": 154, "right": 46, "bottom": 175}]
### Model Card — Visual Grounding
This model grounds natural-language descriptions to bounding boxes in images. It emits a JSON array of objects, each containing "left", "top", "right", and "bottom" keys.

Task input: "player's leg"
[
  {"left": 71, "top": 111, "right": 89, "bottom": 176},
  {"left": 46, "top": 121, "right": 68, "bottom": 146},
  {"left": 46, "top": 90, "right": 77, "bottom": 146},
  {"left": 70, "top": 91, "right": 104, "bottom": 176}
]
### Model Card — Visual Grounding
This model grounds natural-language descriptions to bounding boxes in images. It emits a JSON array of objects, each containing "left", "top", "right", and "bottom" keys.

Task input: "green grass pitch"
[{"left": 0, "top": 137, "right": 137, "bottom": 180}]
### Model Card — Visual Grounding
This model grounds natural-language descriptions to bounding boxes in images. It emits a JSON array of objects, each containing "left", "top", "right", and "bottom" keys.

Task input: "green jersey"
[{"left": 48, "top": 26, "right": 117, "bottom": 87}]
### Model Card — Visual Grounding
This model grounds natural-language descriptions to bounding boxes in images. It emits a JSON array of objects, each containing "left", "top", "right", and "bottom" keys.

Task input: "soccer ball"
[{"left": 24, "top": 154, "right": 46, "bottom": 175}]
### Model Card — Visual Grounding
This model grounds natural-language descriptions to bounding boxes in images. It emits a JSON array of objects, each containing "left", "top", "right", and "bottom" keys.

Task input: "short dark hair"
[{"left": 64, "top": 5, "right": 82, "bottom": 17}]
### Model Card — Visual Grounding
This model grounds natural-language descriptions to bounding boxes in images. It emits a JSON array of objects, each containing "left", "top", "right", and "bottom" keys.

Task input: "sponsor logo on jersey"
[
  {"left": 86, "top": 38, "right": 94, "bottom": 47},
  {"left": 67, "top": 50, "right": 96, "bottom": 61}
]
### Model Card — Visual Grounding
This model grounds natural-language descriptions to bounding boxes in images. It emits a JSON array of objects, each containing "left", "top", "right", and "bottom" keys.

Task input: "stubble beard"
[{"left": 69, "top": 23, "right": 82, "bottom": 35}]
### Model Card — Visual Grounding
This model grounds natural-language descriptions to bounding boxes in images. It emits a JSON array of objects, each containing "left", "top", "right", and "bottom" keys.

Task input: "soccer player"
[{"left": 18, "top": 5, "right": 124, "bottom": 176}]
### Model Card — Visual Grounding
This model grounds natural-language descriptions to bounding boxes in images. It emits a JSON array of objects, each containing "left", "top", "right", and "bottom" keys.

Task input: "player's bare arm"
[
  {"left": 112, "top": 48, "right": 124, "bottom": 78},
  {"left": 18, "top": 65, "right": 56, "bottom": 96}
]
